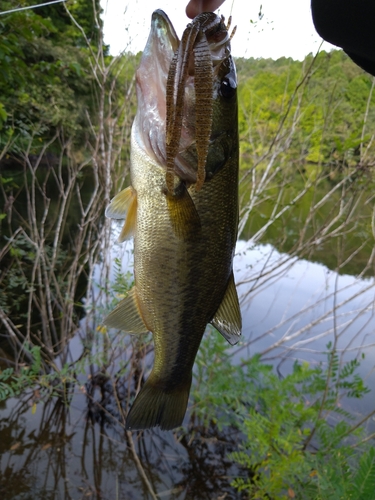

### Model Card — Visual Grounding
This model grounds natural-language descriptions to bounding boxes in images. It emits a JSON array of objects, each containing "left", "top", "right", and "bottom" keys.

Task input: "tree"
[{"left": 0, "top": 0, "right": 104, "bottom": 153}]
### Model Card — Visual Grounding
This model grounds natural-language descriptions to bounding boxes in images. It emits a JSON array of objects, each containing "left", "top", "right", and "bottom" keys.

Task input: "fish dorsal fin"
[
  {"left": 105, "top": 186, "right": 137, "bottom": 242},
  {"left": 103, "top": 288, "right": 148, "bottom": 334},
  {"left": 166, "top": 182, "right": 201, "bottom": 240},
  {"left": 211, "top": 272, "right": 242, "bottom": 345}
]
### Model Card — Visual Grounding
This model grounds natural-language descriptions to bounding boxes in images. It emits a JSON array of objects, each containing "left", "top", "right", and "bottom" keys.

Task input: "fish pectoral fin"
[
  {"left": 166, "top": 182, "right": 201, "bottom": 240},
  {"left": 105, "top": 186, "right": 136, "bottom": 219},
  {"left": 105, "top": 186, "right": 137, "bottom": 242},
  {"left": 211, "top": 272, "right": 242, "bottom": 345},
  {"left": 103, "top": 288, "right": 148, "bottom": 334}
]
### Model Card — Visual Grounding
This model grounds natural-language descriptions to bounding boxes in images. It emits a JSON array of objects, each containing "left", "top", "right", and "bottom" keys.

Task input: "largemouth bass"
[{"left": 104, "top": 10, "right": 241, "bottom": 430}]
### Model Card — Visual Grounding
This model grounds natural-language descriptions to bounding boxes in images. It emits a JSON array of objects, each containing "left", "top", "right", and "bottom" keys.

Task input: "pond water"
[
  {"left": 1, "top": 233, "right": 374, "bottom": 499},
  {"left": 235, "top": 240, "right": 375, "bottom": 431}
]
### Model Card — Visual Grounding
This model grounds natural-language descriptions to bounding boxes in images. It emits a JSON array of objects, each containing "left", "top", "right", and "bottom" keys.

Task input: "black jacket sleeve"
[{"left": 311, "top": 0, "right": 375, "bottom": 75}]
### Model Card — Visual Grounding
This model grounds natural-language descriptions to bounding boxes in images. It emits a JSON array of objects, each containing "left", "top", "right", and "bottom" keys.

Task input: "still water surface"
[{"left": 1, "top": 238, "right": 374, "bottom": 498}]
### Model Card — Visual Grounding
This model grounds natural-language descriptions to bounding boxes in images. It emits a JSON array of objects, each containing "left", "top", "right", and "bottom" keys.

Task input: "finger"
[{"left": 186, "top": 0, "right": 227, "bottom": 19}]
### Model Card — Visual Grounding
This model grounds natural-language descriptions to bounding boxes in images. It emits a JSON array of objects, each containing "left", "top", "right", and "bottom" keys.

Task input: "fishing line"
[
  {"left": 229, "top": 0, "right": 236, "bottom": 18},
  {"left": 0, "top": 0, "right": 66, "bottom": 16}
]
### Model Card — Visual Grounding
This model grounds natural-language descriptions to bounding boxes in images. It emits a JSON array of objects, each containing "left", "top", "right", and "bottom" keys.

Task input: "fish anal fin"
[
  {"left": 166, "top": 182, "right": 201, "bottom": 240},
  {"left": 211, "top": 272, "right": 242, "bottom": 345},
  {"left": 126, "top": 372, "right": 192, "bottom": 431},
  {"left": 103, "top": 288, "right": 148, "bottom": 334}
]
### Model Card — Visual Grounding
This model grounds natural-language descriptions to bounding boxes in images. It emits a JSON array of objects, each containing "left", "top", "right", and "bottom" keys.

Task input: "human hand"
[{"left": 186, "top": 0, "right": 227, "bottom": 19}]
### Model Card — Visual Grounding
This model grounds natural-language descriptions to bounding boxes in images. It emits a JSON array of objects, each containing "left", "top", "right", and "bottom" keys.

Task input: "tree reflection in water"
[{"left": 0, "top": 375, "right": 245, "bottom": 499}]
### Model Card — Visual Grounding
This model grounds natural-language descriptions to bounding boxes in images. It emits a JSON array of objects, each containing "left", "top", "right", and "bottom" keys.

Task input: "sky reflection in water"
[{"left": 1, "top": 239, "right": 374, "bottom": 498}]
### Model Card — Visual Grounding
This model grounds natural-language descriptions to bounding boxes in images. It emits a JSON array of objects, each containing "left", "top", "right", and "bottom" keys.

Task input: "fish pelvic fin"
[
  {"left": 126, "top": 373, "right": 192, "bottom": 431},
  {"left": 166, "top": 182, "right": 201, "bottom": 240},
  {"left": 105, "top": 186, "right": 137, "bottom": 242},
  {"left": 211, "top": 272, "right": 242, "bottom": 345},
  {"left": 103, "top": 288, "right": 149, "bottom": 334}
]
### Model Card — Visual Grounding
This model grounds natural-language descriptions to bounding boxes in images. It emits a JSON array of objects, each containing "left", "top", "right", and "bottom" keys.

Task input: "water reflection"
[
  {"left": 0, "top": 389, "right": 244, "bottom": 499},
  {"left": 235, "top": 240, "right": 375, "bottom": 431},
  {"left": 1, "top": 239, "right": 374, "bottom": 498},
  {"left": 236, "top": 241, "right": 375, "bottom": 358}
]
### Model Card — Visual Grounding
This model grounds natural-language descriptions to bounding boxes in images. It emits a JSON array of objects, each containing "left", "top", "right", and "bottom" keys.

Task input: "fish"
[{"left": 104, "top": 10, "right": 241, "bottom": 431}]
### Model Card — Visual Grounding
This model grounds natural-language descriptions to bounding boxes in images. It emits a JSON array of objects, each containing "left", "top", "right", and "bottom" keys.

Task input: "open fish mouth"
[{"left": 134, "top": 10, "right": 236, "bottom": 190}]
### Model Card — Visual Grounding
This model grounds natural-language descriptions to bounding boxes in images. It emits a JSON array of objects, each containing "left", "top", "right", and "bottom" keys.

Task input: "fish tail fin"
[{"left": 126, "top": 373, "right": 192, "bottom": 431}]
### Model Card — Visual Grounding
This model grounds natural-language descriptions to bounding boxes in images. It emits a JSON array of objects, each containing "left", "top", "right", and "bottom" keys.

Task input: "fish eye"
[{"left": 220, "top": 76, "right": 236, "bottom": 98}]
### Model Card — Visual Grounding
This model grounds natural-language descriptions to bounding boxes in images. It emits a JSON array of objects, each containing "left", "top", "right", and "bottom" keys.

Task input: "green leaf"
[{"left": 351, "top": 447, "right": 375, "bottom": 500}]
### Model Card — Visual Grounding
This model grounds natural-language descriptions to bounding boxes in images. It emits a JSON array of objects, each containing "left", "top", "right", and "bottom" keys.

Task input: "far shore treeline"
[
  {"left": 1, "top": 0, "right": 375, "bottom": 172},
  {"left": 2, "top": 0, "right": 375, "bottom": 287},
  {"left": 236, "top": 51, "right": 375, "bottom": 172}
]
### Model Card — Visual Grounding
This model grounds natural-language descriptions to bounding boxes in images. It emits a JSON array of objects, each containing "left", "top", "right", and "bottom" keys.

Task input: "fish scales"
[
  {"left": 132, "top": 125, "right": 238, "bottom": 368},
  {"left": 104, "top": 10, "right": 241, "bottom": 430}
]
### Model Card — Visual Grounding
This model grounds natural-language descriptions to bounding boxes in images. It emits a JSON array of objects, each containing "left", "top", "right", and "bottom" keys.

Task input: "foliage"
[
  {"left": 237, "top": 50, "right": 375, "bottom": 277},
  {"left": 192, "top": 330, "right": 375, "bottom": 499},
  {"left": 0, "top": 346, "right": 42, "bottom": 400},
  {"left": 0, "top": 0, "right": 137, "bottom": 369},
  {"left": 237, "top": 50, "right": 375, "bottom": 168},
  {"left": 109, "top": 257, "right": 134, "bottom": 300},
  {"left": 1, "top": 238, "right": 374, "bottom": 498},
  {"left": 0, "top": 0, "right": 104, "bottom": 152},
  {"left": 0, "top": 2, "right": 374, "bottom": 496}
]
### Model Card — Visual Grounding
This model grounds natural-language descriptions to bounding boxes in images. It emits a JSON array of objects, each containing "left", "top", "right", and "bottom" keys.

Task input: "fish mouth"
[
  {"left": 134, "top": 10, "right": 234, "bottom": 186},
  {"left": 133, "top": 10, "right": 179, "bottom": 169}
]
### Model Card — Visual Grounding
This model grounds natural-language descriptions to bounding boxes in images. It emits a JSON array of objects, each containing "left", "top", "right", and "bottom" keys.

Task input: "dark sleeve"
[{"left": 311, "top": 0, "right": 375, "bottom": 76}]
